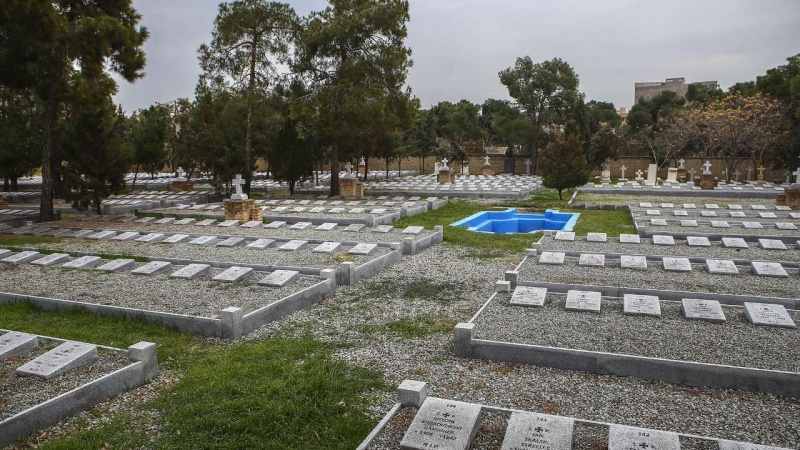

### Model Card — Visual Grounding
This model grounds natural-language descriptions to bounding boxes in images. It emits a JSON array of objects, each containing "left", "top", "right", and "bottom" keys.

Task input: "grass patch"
[
  {"left": 402, "top": 278, "right": 466, "bottom": 303},
  {"left": 572, "top": 210, "right": 635, "bottom": 236},
  {"left": 0, "top": 235, "right": 63, "bottom": 246},
  {"left": 385, "top": 315, "right": 458, "bottom": 339}
]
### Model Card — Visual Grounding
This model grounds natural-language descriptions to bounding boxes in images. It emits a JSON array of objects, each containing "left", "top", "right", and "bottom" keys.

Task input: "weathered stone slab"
[
  {"left": 565, "top": 290, "right": 601, "bottom": 313},
  {"left": 189, "top": 235, "right": 218, "bottom": 246},
  {"left": 30, "top": 253, "right": 70, "bottom": 266},
  {"left": 279, "top": 240, "right": 307, "bottom": 251},
  {"left": 652, "top": 235, "right": 675, "bottom": 246},
  {"left": 240, "top": 220, "right": 262, "bottom": 228},
  {"left": 686, "top": 236, "right": 710, "bottom": 247},
  {"left": 370, "top": 208, "right": 388, "bottom": 214},
  {"left": 313, "top": 242, "right": 341, "bottom": 254},
  {"left": 213, "top": 266, "right": 253, "bottom": 282},
  {"left": 373, "top": 225, "right": 393, "bottom": 233},
  {"left": 316, "top": 222, "right": 338, "bottom": 231},
  {"left": 751, "top": 261, "right": 789, "bottom": 278},
  {"left": 682, "top": 298, "right": 726, "bottom": 323},
  {"left": 62, "top": 255, "right": 102, "bottom": 270},
  {"left": 663, "top": 257, "right": 691, "bottom": 272},
  {"left": 742, "top": 221, "right": 763, "bottom": 229},
  {"left": 136, "top": 233, "right": 165, "bottom": 243},
  {"left": 348, "top": 243, "right": 377, "bottom": 255},
  {"left": 96, "top": 258, "right": 136, "bottom": 272},
  {"left": 705, "top": 203, "right": 719, "bottom": 209},
  {"left": 618, "top": 234, "right": 640, "bottom": 244},
  {"left": 509, "top": 286, "right": 547, "bottom": 307},
  {"left": 264, "top": 221, "right": 286, "bottom": 229},
  {"left": 163, "top": 234, "right": 190, "bottom": 244},
  {"left": 775, "top": 222, "right": 797, "bottom": 230},
  {"left": 196, "top": 219, "right": 218, "bottom": 226},
  {"left": 2, "top": 250, "right": 41, "bottom": 265},
  {"left": 174, "top": 218, "right": 196, "bottom": 225},
  {"left": 111, "top": 231, "right": 140, "bottom": 241},
  {"left": 216, "top": 237, "right": 246, "bottom": 247},
  {"left": 660, "top": 203, "right": 674, "bottom": 208},
  {"left": 554, "top": 231, "right": 575, "bottom": 241},
  {"left": 154, "top": 217, "right": 176, "bottom": 225},
  {"left": 400, "top": 397, "right": 482, "bottom": 450},
  {"left": 170, "top": 263, "right": 211, "bottom": 279},
  {"left": 706, "top": 259, "right": 739, "bottom": 275},
  {"left": 608, "top": 425, "right": 679, "bottom": 450},
  {"left": 650, "top": 219, "right": 668, "bottom": 226},
  {"left": 500, "top": 411, "right": 574, "bottom": 450},
  {"left": 729, "top": 211, "right": 747, "bottom": 218},
  {"left": 258, "top": 269, "right": 299, "bottom": 287},
  {"left": 700, "top": 210, "right": 717, "bottom": 217},
  {"left": 402, "top": 226, "right": 424, "bottom": 235},
  {"left": 759, "top": 212, "right": 778, "bottom": 219},
  {"left": 711, "top": 221, "right": 730, "bottom": 228},
  {"left": 309, "top": 207, "right": 326, "bottom": 213},
  {"left": 217, "top": 220, "right": 240, "bottom": 227},
  {"left": 0, "top": 332, "right": 38, "bottom": 360},
  {"left": 680, "top": 219, "right": 698, "bottom": 227},
  {"left": 289, "top": 222, "right": 313, "bottom": 230},
  {"left": 743, "top": 302, "right": 796, "bottom": 329},
  {"left": 621, "top": 255, "right": 647, "bottom": 270},
  {"left": 673, "top": 210, "right": 688, "bottom": 216},
  {"left": 623, "top": 294, "right": 661, "bottom": 317},
  {"left": 343, "top": 223, "right": 365, "bottom": 232},
  {"left": 721, "top": 237, "right": 748, "bottom": 248},
  {"left": 131, "top": 260, "right": 172, "bottom": 276},
  {"left": 538, "top": 252, "right": 565, "bottom": 265},
  {"left": 16, "top": 341, "right": 98, "bottom": 380},
  {"left": 586, "top": 232, "right": 607, "bottom": 242},
  {"left": 758, "top": 239, "right": 787, "bottom": 250},
  {"left": 578, "top": 253, "right": 605, "bottom": 267},
  {"left": 247, "top": 238, "right": 274, "bottom": 249},
  {"left": 135, "top": 217, "right": 156, "bottom": 224},
  {"left": 646, "top": 210, "right": 661, "bottom": 216},
  {"left": 718, "top": 440, "right": 793, "bottom": 450},
  {"left": 87, "top": 230, "right": 117, "bottom": 240},
  {"left": 728, "top": 204, "right": 743, "bottom": 210}
]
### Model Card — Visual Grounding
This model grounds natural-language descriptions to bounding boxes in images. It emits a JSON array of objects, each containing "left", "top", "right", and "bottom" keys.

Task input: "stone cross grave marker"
[
  {"left": 510, "top": 286, "right": 548, "bottom": 307},
  {"left": 231, "top": 174, "right": 248, "bottom": 200},
  {"left": 400, "top": 397, "right": 482, "bottom": 450},
  {"left": 501, "top": 411, "right": 574, "bottom": 450},
  {"left": 678, "top": 158, "right": 685, "bottom": 169},
  {"left": 0, "top": 331, "right": 38, "bottom": 360},
  {"left": 682, "top": 298, "right": 726, "bottom": 323},
  {"left": 258, "top": 269, "right": 299, "bottom": 287},
  {"left": 703, "top": 161, "right": 712, "bottom": 174},
  {"left": 792, "top": 167, "right": 800, "bottom": 184},
  {"left": 744, "top": 302, "right": 796, "bottom": 329},
  {"left": 16, "top": 341, "right": 98, "bottom": 380},
  {"left": 635, "top": 169, "right": 644, "bottom": 180},
  {"left": 608, "top": 425, "right": 680, "bottom": 450},
  {"left": 689, "top": 167, "right": 696, "bottom": 179},
  {"left": 623, "top": 294, "right": 661, "bottom": 317},
  {"left": 619, "top": 165, "right": 626, "bottom": 179},
  {"left": 440, "top": 157, "right": 449, "bottom": 170},
  {"left": 565, "top": 290, "right": 601, "bottom": 313},
  {"left": 621, "top": 255, "right": 647, "bottom": 270},
  {"left": 484, "top": 155, "right": 490, "bottom": 166}
]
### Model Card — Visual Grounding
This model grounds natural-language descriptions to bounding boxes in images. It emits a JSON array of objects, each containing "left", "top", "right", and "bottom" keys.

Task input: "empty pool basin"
[{"left": 451, "top": 208, "right": 579, "bottom": 234}]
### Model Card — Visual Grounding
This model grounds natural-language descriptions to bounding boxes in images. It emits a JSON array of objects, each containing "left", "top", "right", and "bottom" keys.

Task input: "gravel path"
[
  {"left": 1, "top": 340, "right": 129, "bottom": 420},
  {"left": 538, "top": 235, "right": 800, "bottom": 263},
  {"left": 474, "top": 293, "right": 800, "bottom": 372},
  {"left": 0, "top": 264, "right": 322, "bottom": 316},
  {"left": 516, "top": 257, "right": 800, "bottom": 299}
]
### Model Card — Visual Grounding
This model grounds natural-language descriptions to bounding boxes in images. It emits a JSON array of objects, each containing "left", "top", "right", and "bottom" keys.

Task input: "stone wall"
[{"left": 595, "top": 157, "right": 790, "bottom": 183}]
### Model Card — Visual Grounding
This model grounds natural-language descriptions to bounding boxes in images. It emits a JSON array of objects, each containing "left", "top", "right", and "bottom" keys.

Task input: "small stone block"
[
  {"left": 30, "top": 253, "right": 70, "bottom": 266},
  {"left": 663, "top": 257, "right": 692, "bottom": 272},
  {"left": 163, "top": 234, "right": 190, "bottom": 244},
  {"left": 621, "top": 255, "right": 647, "bottom": 270},
  {"left": 189, "top": 235, "right": 218, "bottom": 246},
  {"left": 652, "top": 235, "right": 675, "bottom": 245},
  {"left": 578, "top": 253, "right": 605, "bottom": 267},
  {"left": 213, "top": 266, "right": 253, "bottom": 282},
  {"left": 279, "top": 240, "right": 307, "bottom": 251},
  {"left": 495, "top": 280, "right": 511, "bottom": 292},
  {"left": 402, "top": 226, "right": 424, "bottom": 235},
  {"left": 759, "top": 239, "right": 787, "bottom": 250},
  {"left": 16, "top": 341, "right": 98, "bottom": 380},
  {"left": 258, "top": 269, "right": 300, "bottom": 287},
  {"left": 608, "top": 425, "right": 679, "bottom": 450},
  {"left": 510, "top": 286, "right": 547, "bottom": 306},
  {"left": 706, "top": 259, "right": 739, "bottom": 275},
  {"left": 373, "top": 225, "right": 393, "bottom": 233},
  {"left": 718, "top": 440, "right": 792, "bottom": 450},
  {"left": 586, "top": 232, "right": 607, "bottom": 242},
  {"left": 136, "top": 233, "right": 165, "bottom": 243},
  {"left": 538, "top": 251, "right": 565, "bottom": 265},
  {"left": 501, "top": 412, "right": 574, "bottom": 450},
  {"left": 743, "top": 302, "right": 796, "bottom": 329},
  {"left": 711, "top": 221, "right": 730, "bottom": 228},
  {"left": 132, "top": 260, "right": 172, "bottom": 276},
  {"left": 722, "top": 237, "right": 748, "bottom": 248},
  {"left": 216, "top": 237, "right": 246, "bottom": 247},
  {"left": 62, "top": 255, "right": 102, "bottom": 269},
  {"left": 2, "top": 251, "right": 41, "bottom": 265},
  {"left": 0, "top": 332, "right": 38, "bottom": 360},
  {"left": 623, "top": 294, "right": 661, "bottom": 317},
  {"left": 170, "top": 263, "right": 211, "bottom": 279},
  {"left": 618, "top": 234, "right": 640, "bottom": 244},
  {"left": 751, "top": 261, "right": 789, "bottom": 278},
  {"left": 343, "top": 223, "right": 365, "bottom": 232},
  {"left": 96, "top": 258, "right": 136, "bottom": 272},
  {"left": 399, "top": 397, "right": 482, "bottom": 450},
  {"left": 397, "top": 380, "right": 427, "bottom": 407},
  {"left": 554, "top": 231, "right": 575, "bottom": 241},
  {"left": 348, "top": 243, "right": 377, "bottom": 255},
  {"left": 682, "top": 298, "right": 726, "bottom": 323},
  {"left": 565, "top": 290, "right": 601, "bottom": 312},
  {"left": 196, "top": 219, "right": 218, "bottom": 226},
  {"left": 247, "top": 238, "right": 275, "bottom": 249},
  {"left": 313, "top": 242, "right": 341, "bottom": 254},
  {"left": 111, "top": 231, "right": 140, "bottom": 241},
  {"left": 316, "top": 222, "right": 337, "bottom": 231},
  {"left": 687, "top": 236, "right": 711, "bottom": 247}
]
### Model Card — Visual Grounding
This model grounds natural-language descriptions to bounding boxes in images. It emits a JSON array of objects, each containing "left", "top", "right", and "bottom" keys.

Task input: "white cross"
[
  {"left": 792, "top": 167, "right": 800, "bottom": 184},
  {"left": 620, "top": 165, "right": 627, "bottom": 178},
  {"left": 484, "top": 155, "right": 490, "bottom": 166},
  {"left": 758, "top": 165, "right": 766, "bottom": 178},
  {"left": 359, "top": 156, "right": 366, "bottom": 166},
  {"left": 678, "top": 159, "right": 685, "bottom": 169},
  {"left": 689, "top": 168, "right": 696, "bottom": 179},
  {"left": 344, "top": 162, "right": 353, "bottom": 175},
  {"left": 702, "top": 161, "right": 712, "bottom": 174},
  {"left": 441, "top": 157, "right": 449, "bottom": 169},
  {"left": 635, "top": 170, "right": 643, "bottom": 179},
  {"left": 232, "top": 174, "right": 245, "bottom": 195}
]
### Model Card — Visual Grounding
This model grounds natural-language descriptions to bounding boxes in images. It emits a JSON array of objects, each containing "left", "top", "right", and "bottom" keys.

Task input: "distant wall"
[{"left": 595, "top": 157, "right": 790, "bottom": 183}]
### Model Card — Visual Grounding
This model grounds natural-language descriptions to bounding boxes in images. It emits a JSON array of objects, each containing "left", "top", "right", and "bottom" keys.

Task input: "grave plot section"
[
  {"left": 0, "top": 330, "right": 157, "bottom": 448},
  {"left": 354, "top": 174, "right": 542, "bottom": 199},
  {"left": 358, "top": 381, "right": 794, "bottom": 449}
]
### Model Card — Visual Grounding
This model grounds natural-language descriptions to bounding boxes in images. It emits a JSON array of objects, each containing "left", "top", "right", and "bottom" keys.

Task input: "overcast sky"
[{"left": 114, "top": 0, "right": 800, "bottom": 113}]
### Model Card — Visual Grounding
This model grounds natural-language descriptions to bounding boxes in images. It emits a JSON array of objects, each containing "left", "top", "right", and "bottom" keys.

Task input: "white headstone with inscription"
[{"left": 400, "top": 397, "right": 482, "bottom": 450}]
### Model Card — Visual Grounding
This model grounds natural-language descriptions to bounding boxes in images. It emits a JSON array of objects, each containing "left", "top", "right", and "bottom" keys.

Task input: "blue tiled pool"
[{"left": 451, "top": 208, "right": 579, "bottom": 234}]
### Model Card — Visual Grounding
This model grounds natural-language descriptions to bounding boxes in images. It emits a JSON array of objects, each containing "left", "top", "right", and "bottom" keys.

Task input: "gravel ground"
[
  {"left": 474, "top": 293, "right": 800, "bottom": 372},
  {"left": 638, "top": 223, "right": 800, "bottom": 238},
  {"left": 0, "top": 339, "right": 129, "bottom": 420},
  {"left": 538, "top": 235, "right": 800, "bottom": 263},
  {"left": 574, "top": 194, "right": 787, "bottom": 209},
  {"left": 516, "top": 257, "right": 800, "bottom": 299},
  {"left": 0, "top": 264, "right": 322, "bottom": 316}
]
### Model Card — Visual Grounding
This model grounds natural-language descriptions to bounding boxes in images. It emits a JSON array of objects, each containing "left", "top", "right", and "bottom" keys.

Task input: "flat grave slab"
[
  {"left": 400, "top": 397, "right": 482, "bottom": 450},
  {"left": 501, "top": 411, "right": 574, "bottom": 450},
  {"left": 217, "top": 220, "right": 240, "bottom": 227},
  {"left": 554, "top": 231, "right": 575, "bottom": 241},
  {"left": 111, "top": 231, "right": 139, "bottom": 241},
  {"left": 265, "top": 221, "right": 286, "bottom": 229},
  {"left": 706, "top": 259, "right": 739, "bottom": 275},
  {"left": 189, "top": 235, "right": 218, "bottom": 246},
  {"left": 538, "top": 252, "right": 565, "bottom": 265},
  {"left": 278, "top": 240, "right": 307, "bottom": 251},
  {"left": 758, "top": 239, "right": 787, "bottom": 250},
  {"left": 722, "top": 237, "right": 748, "bottom": 249},
  {"left": 650, "top": 218, "right": 667, "bottom": 226},
  {"left": 680, "top": 219, "right": 698, "bottom": 227},
  {"left": 213, "top": 266, "right": 253, "bottom": 283},
  {"left": 348, "top": 243, "right": 377, "bottom": 255},
  {"left": 62, "top": 255, "right": 102, "bottom": 270},
  {"left": 153, "top": 217, "right": 175, "bottom": 225},
  {"left": 373, "top": 225, "right": 393, "bottom": 233},
  {"left": 682, "top": 298, "right": 726, "bottom": 323},
  {"left": 711, "top": 221, "right": 730, "bottom": 228},
  {"left": 673, "top": 210, "right": 688, "bottom": 216},
  {"left": 343, "top": 224, "right": 365, "bottom": 232},
  {"left": 0, "top": 331, "right": 38, "bottom": 360},
  {"left": 169, "top": 263, "right": 211, "bottom": 279},
  {"left": 402, "top": 226, "right": 424, "bottom": 235},
  {"left": 663, "top": 257, "right": 691, "bottom": 272},
  {"left": 16, "top": 341, "right": 97, "bottom": 380},
  {"left": 289, "top": 222, "right": 312, "bottom": 230},
  {"left": 578, "top": 253, "right": 604, "bottom": 267},
  {"left": 216, "top": 237, "right": 246, "bottom": 247},
  {"left": 196, "top": 219, "right": 218, "bottom": 226},
  {"left": 742, "top": 221, "right": 763, "bottom": 229},
  {"left": 2, "top": 251, "right": 41, "bottom": 265},
  {"left": 775, "top": 222, "right": 797, "bottom": 230},
  {"left": 131, "top": 260, "right": 172, "bottom": 276},
  {"left": 623, "top": 294, "right": 661, "bottom": 317},
  {"left": 618, "top": 234, "right": 640, "bottom": 244},
  {"left": 608, "top": 425, "right": 679, "bottom": 450},
  {"left": 313, "top": 242, "right": 341, "bottom": 254},
  {"left": 162, "top": 234, "right": 190, "bottom": 244},
  {"left": 620, "top": 255, "right": 647, "bottom": 270},
  {"left": 135, "top": 217, "right": 156, "bottom": 224},
  {"left": 316, "top": 222, "right": 337, "bottom": 231},
  {"left": 87, "top": 230, "right": 116, "bottom": 240},
  {"left": 743, "top": 302, "right": 796, "bottom": 329},
  {"left": 717, "top": 441, "right": 791, "bottom": 450},
  {"left": 136, "top": 233, "right": 165, "bottom": 243},
  {"left": 30, "top": 253, "right": 70, "bottom": 267},
  {"left": 247, "top": 238, "right": 274, "bottom": 249},
  {"left": 174, "top": 218, "right": 196, "bottom": 225},
  {"left": 652, "top": 235, "right": 675, "bottom": 246},
  {"left": 240, "top": 220, "right": 263, "bottom": 228},
  {"left": 730, "top": 211, "right": 747, "bottom": 218},
  {"left": 96, "top": 258, "right": 136, "bottom": 272},
  {"left": 686, "top": 236, "right": 710, "bottom": 247},
  {"left": 751, "top": 261, "right": 789, "bottom": 278},
  {"left": 700, "top": 210, "right": 717, "bottom": 217},
  {"left": 509, "top": 286, "right": 548, "bottom": 307},
  {"left": 565, "top": 290, "right": 601, "bottom": 313},
  {"left": 586, "top": 232, "right": 607, "bottom": 242},
  {"left": 258, "top": 269, "right": 299, "bottom": 287}
]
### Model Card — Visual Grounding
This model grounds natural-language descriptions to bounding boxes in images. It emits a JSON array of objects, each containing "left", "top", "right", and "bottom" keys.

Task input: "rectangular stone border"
[{"left": 0, "top": 336, "right": 157, "bottom": 448}]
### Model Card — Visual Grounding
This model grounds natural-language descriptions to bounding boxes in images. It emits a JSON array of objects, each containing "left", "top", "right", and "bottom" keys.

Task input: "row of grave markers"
[
  {"left": 507, "top": 287, "right": 796, "bottom": 328},
  {"left": 0, "top": 332, "right": 98, "bottom": 380},
  {"left": 643, "top": 210, "right": 799, "bottom": 219},
  {"left": 130, "top": 217, "right": 424, "bottom": 234},
  {"left": 553, "top": 232, "right": 799, "bottom": 250},
  {"left": 645, "top": 218, "right": 799, "bottom": 230},
  {"left": 636, "top": 202, "right": 793, "bottom": 210}
]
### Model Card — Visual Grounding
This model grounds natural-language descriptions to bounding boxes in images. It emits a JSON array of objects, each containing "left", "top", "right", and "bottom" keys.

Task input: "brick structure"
[
  {"left": 775, "top": 194, "right": 786, "bottom": 206},
  {"left": 481, "top": 166, "right": 495, "bottom": 175},
  {"left": 698, "top": 174, "right": 717, "bottom": 190},
  {"left": 339, "top": 177, "right": 364, "bottom": 199},
  {"left": 171, "top": 181, "right": 193, "bottom": 192},
  {"left": 249, "top": 206, "right": 263, "bottom": 222},
  {"left": 784, "top": 187, "right": 800, "bottom": 208},
  {"left": 437, "top": 169, "right": 456, "bottom": 184},
  {"left": 223, "top": 199, "right": 257, "bottom": 223},
  {"left": 0, "top": 197, "right": 7, "bottom": 209}
]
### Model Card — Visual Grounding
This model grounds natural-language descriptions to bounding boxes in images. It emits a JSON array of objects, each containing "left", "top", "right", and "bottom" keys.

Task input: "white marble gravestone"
[
  {"left": 682, "top": 299, "right": 726, "bottom": 323},
  {"left": 258, "top": 270, "right": 300, "bottom": 287},
  {"left": 16, "top": 341, "right": 98, "bottom": 380},
  {"left": 618, "top": 234, "right": 640, "bottom": 244},
  {"left": 743, "top": 302, "right": 796, "bottom": 329},
  {"left": 163, "top": 234, "right": 190, "bottom": 244},
  {"left": 402, "top": 226, "right": 424, "bottom": 235},
  {"left": 758, "top": 239, "right": 787, "bottom": 250},
  {"left": 578, "top": 253, "right": 605, "bottom": 267},
  {"left": 96, "top": 258, "right": 136, "bottom": 272},
  {"left": 316, "top": 223, "right": 338, "bottom": 231},
  {"left": 652, "top": 235, "right": 675, "bottom": 246},
  {"left": 620, "top": 255, "right": 647, "bottom": 270},
  {"left": 663, "top": 257, "right": 691, "bottom": 272},
  {"left": 500, "top": 411, "right": 574, "bottom": 450},
  {"left": 565, "top": 290, "right": 601, "bottom": 313},
  {"left": 131, "top": 260, "right": 172, "bottom": 276},
  {"left": 247, "top": 238, "right": 275, "bottom": 249},
  {"left": 538, "top": 252, "right": 565, "bottom": 265},
  {"left": 30, "top": 253, "right": 70, "bottom": 267},
  {"left": 348, "top": 243, "right": 377, "bottom": 255},
  {"left": 751, "top": 262, "right": 789, "bottom": 278},
  {"left": 0, "top": 331, "right": 38, "bottom": 360},
  {"left": 213, "top": 266, "right": 253, "bottom": 283},
  {"left": 623, "top": 294, "right": 661, "bottom": 317},
  {"left": 279, "top": 240, "right": 307, "bottom": 251},
  {"left": 189, "top": 235, "right": 218, "bottom": 246},
  {"left": 400, "top": 397, "right": 482, "bottom": 450},
  {"left": 706, "top": 259, "right": 739, "bottom": 275},
  {"left": 510, "top": 286, "right": 548, "bottom": 307},
  {"left": 313, "top": 242, "right": 341, "bottom": 254},
  {"left": 554, "top": 231, "right": 575, "bottom": 241},
  {"left": 586, "top": 232, "right": 607, "bottom": 242},
  {"left": 136, "top": 233, "right": 165, "bottom": 243},
  {"left": 608, "top": 425, "right": 679, "bottom": 450},
  {"left": 721, "top": 237, "right": 747, "bottom": 249},
  {"left": 2, "top": 251, "right": 41, "bottom": 265},
  {"left": 170, "top": 263, "right": 211, "bottom": 279},
  {"left": 216, "top": 237, "right": 246, "bottom": 247},
  {"left": 62, "top": 255, "right": 102, "bottom": 270},
  {"left": 686, "top": 236, "right": 711, "bottom": 247}
]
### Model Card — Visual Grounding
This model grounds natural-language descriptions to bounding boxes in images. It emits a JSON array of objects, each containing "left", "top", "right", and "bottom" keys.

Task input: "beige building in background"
[{"left": 634, "top": 77, "right": 718, "bottom": 104}]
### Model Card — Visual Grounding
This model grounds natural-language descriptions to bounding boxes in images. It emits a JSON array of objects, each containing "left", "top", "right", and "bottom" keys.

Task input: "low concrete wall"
[
  {"left": 354, "top": 249, "right": 402, "bottom": 284},
  {"left": 241, "top": 278, "right": 335, "bottom": 335}
]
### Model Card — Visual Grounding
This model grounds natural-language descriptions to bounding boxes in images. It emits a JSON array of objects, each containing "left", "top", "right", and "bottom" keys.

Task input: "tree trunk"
[
  {"left": 385, "top": 158, "right": 390, "bottom": 179},
  {"left": 39, "top": 78, "right": 59, "bottom": 222},
  {"left": 132, "top": 163, "right": 140, "bottom": 188},
  {"left": 329, "top": 144, "right": 340, "bottom": 196},
  {"left": 244, "top": 35, "right": 259, "bottom": 195}
]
